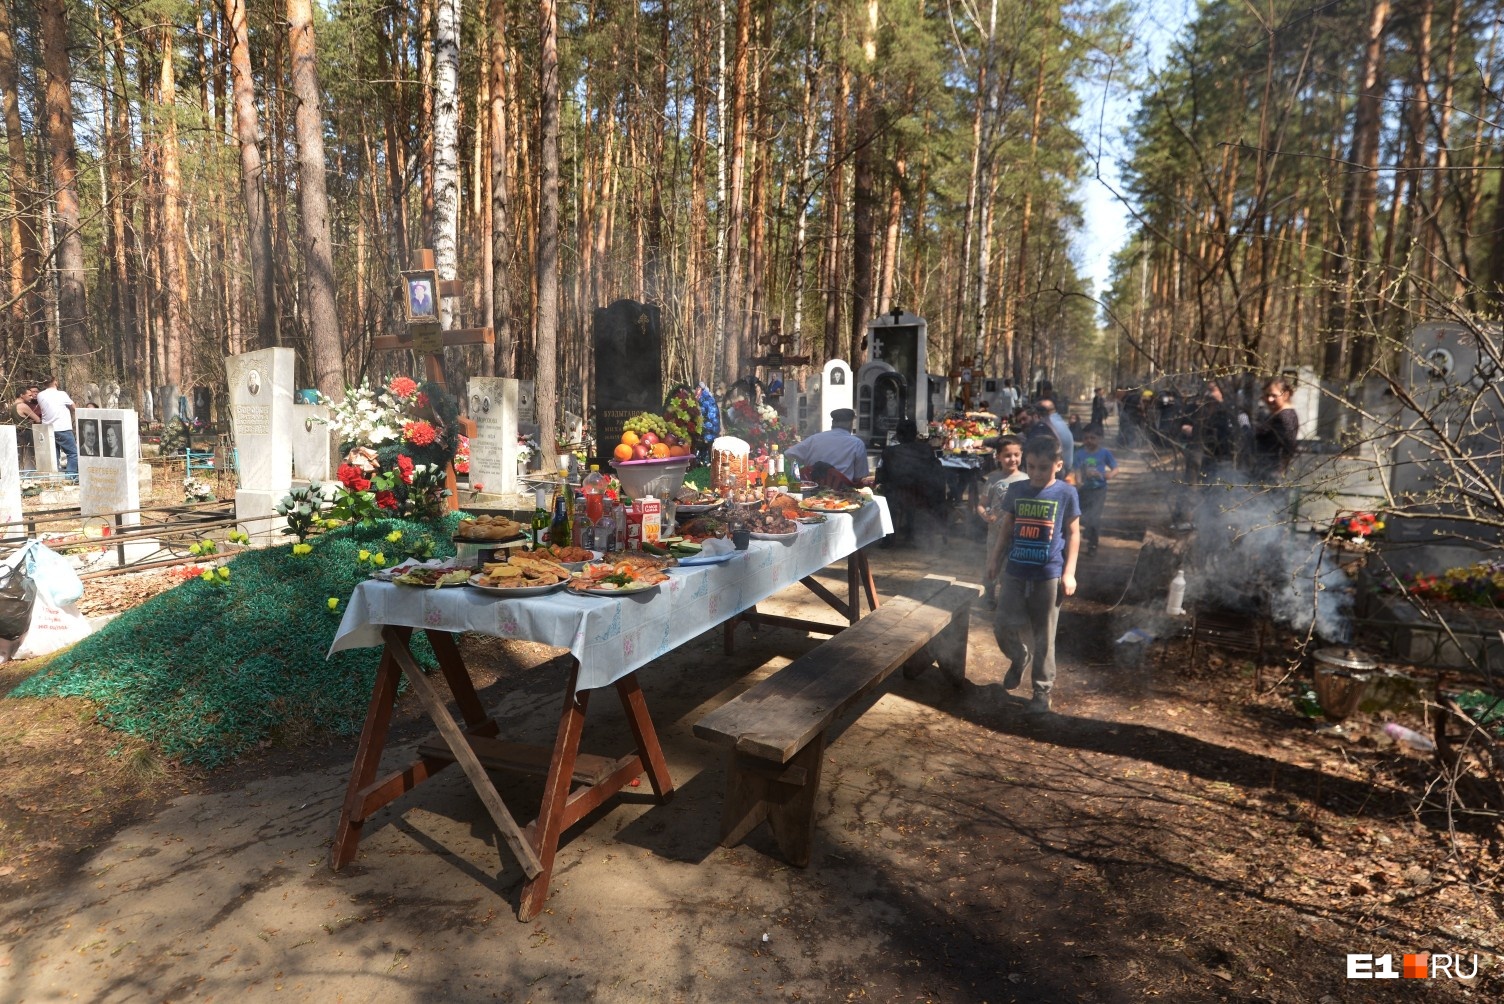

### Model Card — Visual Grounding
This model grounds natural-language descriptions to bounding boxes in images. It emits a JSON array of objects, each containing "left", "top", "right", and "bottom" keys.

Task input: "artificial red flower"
[
  {"left": 416, "top": 392, "right": 430, "bottom": 408},
  {"left": 375, "top": 490, "right": 399, "bottom": 510},
  {"left": 403, "top": 420, "right": 437, "bottom": 446},
  {"left": 337, "top": 463, "right": 371, "bottom": 493},
  {"left": 389, "top": 376, "right": 419, "bottom": 398},
  {"left": 395, "top": 454, "right": 415, "bottom": 485}
]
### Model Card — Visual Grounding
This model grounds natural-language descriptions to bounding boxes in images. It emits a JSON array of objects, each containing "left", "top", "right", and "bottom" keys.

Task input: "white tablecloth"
[{"left": 329, "top": 498, "right": 892, "bottom": 694}]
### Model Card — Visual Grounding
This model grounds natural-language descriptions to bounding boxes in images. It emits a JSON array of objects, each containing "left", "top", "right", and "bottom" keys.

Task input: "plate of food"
[
  {"left": 567, "top": 561, "right": 669, "bottom": 596},
  {"left": 798, "top": 493, "right": 866, "bottom": 513},
  {"left": 528, "top": 544, "right": 600, "bottom": 570},
  {"left": 678, "top": 515, "right": 728, "bottom": 542},
  {"left": 794, "top": 513, "right": 827, "bottom": 525},
  {"left": 393, "top": 566, "right": 473, "bottom": 588},
  {"left": 469, "top": 554, "right": 572, "bottom": 594},
  {"left": 743, "top": 511, "right": 799, "bottom": 536},
  {"left": 748, "top": 530, "right": 798, "bottom": 541}
]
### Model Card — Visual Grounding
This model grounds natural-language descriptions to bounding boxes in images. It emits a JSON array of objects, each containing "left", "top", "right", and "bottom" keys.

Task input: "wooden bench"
[{"left": 693, "top": 574, "right": 981, "bottom": 866}]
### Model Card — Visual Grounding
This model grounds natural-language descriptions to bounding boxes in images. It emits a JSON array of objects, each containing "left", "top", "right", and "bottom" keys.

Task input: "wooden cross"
[
  {"left": 749, "top": 318, "right": 811, "bottom": 370},
  {"left": 949, "top": 355, "right": 976, "bottom": 412},
  {"left": 375, "top": 249, "right": 493, "bottom": 510}
]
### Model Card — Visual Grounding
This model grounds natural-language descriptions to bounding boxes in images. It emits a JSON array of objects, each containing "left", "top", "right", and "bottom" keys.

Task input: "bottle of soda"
[
  {"left": 531, "top": 487, "right": 550, "bottom": 547},
  {"left": 582, "top": 464, "right": 608, "bottom": 523}
]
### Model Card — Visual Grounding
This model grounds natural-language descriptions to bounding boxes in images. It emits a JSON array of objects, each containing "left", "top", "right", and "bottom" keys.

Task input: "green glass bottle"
[{"left": 532, "top": 487, "right": 550, "bottom": 548}]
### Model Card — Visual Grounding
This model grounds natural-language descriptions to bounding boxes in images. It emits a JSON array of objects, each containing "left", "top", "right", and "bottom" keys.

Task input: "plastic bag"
[
  {"left": 21, "top": 539, "right": 85, "bottom": 606},
  {"left": 0, "top": 557, "right": 37, "bottom": 640}
]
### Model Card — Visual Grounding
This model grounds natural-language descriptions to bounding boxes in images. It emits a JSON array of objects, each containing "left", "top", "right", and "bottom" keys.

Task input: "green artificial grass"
[{"left": 10, "top": 515, "right": 462, "bottom": 769}]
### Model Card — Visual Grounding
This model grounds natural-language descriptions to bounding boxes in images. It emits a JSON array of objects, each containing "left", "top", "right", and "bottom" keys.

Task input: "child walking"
[
  {"left": 976, "top": 435, "right": 1028, "bottom": 606},
  {"left": 1072, "top": 426, "right": 1117, "bottom": 555},
  {"left": 986, "top": 436, "right": 1081, "bottom": 714}
]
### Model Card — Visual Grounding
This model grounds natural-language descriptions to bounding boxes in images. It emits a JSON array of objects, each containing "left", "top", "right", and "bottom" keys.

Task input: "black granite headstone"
[{"left": 593, "top": 299, "right": 663, "bottom": 460}]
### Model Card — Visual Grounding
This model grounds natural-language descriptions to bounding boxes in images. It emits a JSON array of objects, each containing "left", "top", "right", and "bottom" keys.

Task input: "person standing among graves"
[
  {"left": 1252, "top": 377, "right": 1300, "bottom": 480},
  {"left": 1090, "top": 388, "right": 1109, "bottom": 429},
  {"left": 977, "top": 434, "right": 1027, "bottom": 605},
  {"left": 36, "top": 376, "right": 78, "bottom": 476},
  {"left": 986, "top": 436, "right": 1081, "bottom": 714},
  {"left": 877, "top": 419, "right": 947, "bottom": 544},
  {"left": 1072, "top": 426, "right": 1118, "bottom": 555},
  {"left": 1034, "top": 398, "right": 1074, "bottom": 470},
  {"left": 1180, "top": 380, "right": 1236, "bottom": 482},
  {"left": 11, "top": 382, "right": 41, "bottom": 424},
  {"left": 786, "top": 407, "right": 870, "bottom": 487},
  {"left": 996, "top": 378, "right": 1020, "bottom": 418}
]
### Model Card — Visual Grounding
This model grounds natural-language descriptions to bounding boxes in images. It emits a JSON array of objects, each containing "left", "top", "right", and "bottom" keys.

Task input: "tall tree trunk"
[
  {"left": 226, "top": 0, "right": 279, "bottom": 349},
  {"left": 848, "top": 0, "right": 879, "bottom": 362},
  {"left": 488, "top": 0, "right": 514, "bottom": 376},
  {"left": 722, "top": 0, "right": 753, "bottom": 382},
  {"left": 432, "top": 0, "right": 461, "bottom": 331},
  {"left": 822, "top": 63, "right": 849, "bottom": 361},
  {"left": 0, "top": 0, "right": 39, "bottom": 358},
  {"left": 157, "top": 26, "right": 192, "bottom": 391},
  {"left": 39, "top": 0, "right": 90, "bottom": 372},
  {"left": 287, "top": 0, "right": 345, "bottom": 400},
  {"left": 536, "top": 0, "right": 561, "bottom": 442}
]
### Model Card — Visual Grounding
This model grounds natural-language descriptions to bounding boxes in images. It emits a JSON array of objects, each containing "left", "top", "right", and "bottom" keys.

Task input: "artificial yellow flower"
[
  {"left": 200, "top": 570, "right": 214, "bottom": 582},
  {"left": 358, "top": 549, "right": 371, "bottom": 562},
  {"left": 386, "top": 530, "right": 403, "bottom": 543},
  {"left": 327, "top": 597, "right": 340, "bottom": 610},
  {"left": 217, "top": 566, "right": 230, "bottom": 580},
  {"left": 372, "top": 552, "right": 386, "bottom": 567}
]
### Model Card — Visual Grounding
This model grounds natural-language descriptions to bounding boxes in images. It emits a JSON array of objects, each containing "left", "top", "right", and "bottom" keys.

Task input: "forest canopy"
[{"left": 0, "top": 0, "right": 1114, "bottom": 430}]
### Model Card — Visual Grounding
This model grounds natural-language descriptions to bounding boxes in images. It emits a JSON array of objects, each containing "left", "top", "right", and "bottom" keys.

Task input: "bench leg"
[
  {"left": 932, "top": 607, "right": 972, "bottom": 686},
  {"left": 719, "top": 732, "right": 827, "bottom": 868}
]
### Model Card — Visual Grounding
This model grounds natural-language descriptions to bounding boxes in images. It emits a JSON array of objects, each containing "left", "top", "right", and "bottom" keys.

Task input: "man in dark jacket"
[{"left": 878, "top": 419, "right": 947, "bottom": 543}]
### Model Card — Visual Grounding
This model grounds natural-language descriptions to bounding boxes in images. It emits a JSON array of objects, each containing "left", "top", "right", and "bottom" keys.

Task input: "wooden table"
[{"left": 326, "top": 499, "right": 892, "bottom": 920}]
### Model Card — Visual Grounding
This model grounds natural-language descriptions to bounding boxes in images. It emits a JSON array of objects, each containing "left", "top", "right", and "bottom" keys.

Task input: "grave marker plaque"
[
  {"left": 291, "top": 403, "right": 332, "bottom": 484},
  {"left": 30, "top": 424, "right": 57, "bottom": 474},
  {"left": 467, "top": 377, "right": 520, "bottom": 494},
  {"left": 77, "top": 409, "right": 141, "bottom": 525},
  {"left": 592, "top": 299, "right": 662, "bottom": 461},
  {"left": 821, "top": 359, "right": 854, "bottom": 431},
  {"left": 228, "top": 347, "right": 295, "bottom": 544}
]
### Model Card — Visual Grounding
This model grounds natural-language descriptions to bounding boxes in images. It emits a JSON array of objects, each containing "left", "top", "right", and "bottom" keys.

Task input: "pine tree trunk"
[
  {"left": 722, "top": 0, "right": 752, "bottom": 383},
  {"left": 0, "top": 0, "right": 39, "bottom": 358},
  {"left": 849, "top": 0, "right": 879, "bottom": 362},
  {"left": 226, "top": 0, "right": 280, "bottom": 349},
  {"left": 822, "top": 63, "right": 848, "bottom": 361},
  {"left": 536, "top": 0, "right": 561, "bottom": 442},
  {"left": 287, "top": 0, "right": 345, "bottom": 400},
  {"left": 489, "top": 0, "right": 514, "bottom": 376},
  {"left": 39, "top": 0, "right": 90, "bottom": 372}
]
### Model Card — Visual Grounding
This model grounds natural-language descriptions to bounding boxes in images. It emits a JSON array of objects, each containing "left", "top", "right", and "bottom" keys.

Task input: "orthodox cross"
[
  {"left": 748, "top": 319, "right": 811, "bottom": 370},
  {"left": 949, "top": 355, "right": 977, "bottom": 411},
  {"left": 376, "top": 249, "right": 493, "bottom": 509}
]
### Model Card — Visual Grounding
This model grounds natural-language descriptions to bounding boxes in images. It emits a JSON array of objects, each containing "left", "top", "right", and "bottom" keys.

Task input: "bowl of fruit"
[{"left": 610, "top": 411, "right": 695, "bottom": 499}]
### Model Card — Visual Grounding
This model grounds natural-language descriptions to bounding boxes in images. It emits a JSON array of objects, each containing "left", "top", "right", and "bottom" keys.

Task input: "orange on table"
[
  {"left": 620, "top": 430, "right": 640, "bottom": 446},
  {"left": 613, "top": 443, "right": 634, "bottom": 462}
]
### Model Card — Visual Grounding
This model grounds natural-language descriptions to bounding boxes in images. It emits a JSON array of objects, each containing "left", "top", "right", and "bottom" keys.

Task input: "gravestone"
[
  {"left": 1282, "top": 365, "right": 1321, "bottom": 443},
  {"left": 290, "top": 402, "right": 332, "bottom": 485},
  {"left": 592, "top": 299, "right": 663, "bottom": 461},
  {"left": 0, "top": 426, "right": 21, "bottom": 531},
  {"left": 467, "top": 377, "right": 520, "bottom": 494},
  {"left": 30, "top": 424, "right": 58, "bottom": 474},
  {"left": 104, "top": 382, "right": 121, "bottom": 409},
  {"left": 77, "top": 408, "right": 141, "bottom": 527},
  {"left": 821, "top": 359, "right": 854, "bottom": 431},
  {"left": 227, "top": 347, "right": 295, "bottom": 545}
]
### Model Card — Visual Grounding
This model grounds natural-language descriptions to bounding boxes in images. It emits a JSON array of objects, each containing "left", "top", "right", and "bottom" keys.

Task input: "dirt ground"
[{"left": 1, "top": 453, "right": 1499, "bottom": 1002}]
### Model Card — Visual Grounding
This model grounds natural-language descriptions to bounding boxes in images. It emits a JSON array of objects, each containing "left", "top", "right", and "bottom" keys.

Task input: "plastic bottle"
[
  {"left": 572, "top": 496, "right": 590, "bottom": 549},
  {"left": 1165, "top": 568, "right": 1187, "bottom": 615},
  {"left": 582, "top": 464, "right": 608, "bottom": 523},
  {"left": 1384, "top": 722, "right": 1436, "bottom": 752}
]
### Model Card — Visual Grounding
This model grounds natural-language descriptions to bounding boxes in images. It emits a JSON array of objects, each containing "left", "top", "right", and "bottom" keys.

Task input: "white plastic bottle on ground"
[{"left": 1166, "top": 568, "right": 1187, "bottom": 616}]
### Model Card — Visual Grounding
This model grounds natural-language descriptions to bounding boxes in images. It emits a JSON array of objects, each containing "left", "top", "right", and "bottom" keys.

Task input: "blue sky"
[{"left": 1073, "top": 0, "right": 1194, "bottom": 300}]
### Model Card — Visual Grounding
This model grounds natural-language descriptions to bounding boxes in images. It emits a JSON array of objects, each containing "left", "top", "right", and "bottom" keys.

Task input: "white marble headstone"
[
  {"left": 516, "top": 379, "right": 539, "bottom": 441},
  {"left": 227, "top": 347, "right": 295, "bottom": 545},
  {"left": 467, "top": 377, "right": 520, "bottom": 495},
  {"left": 0, "top": 426, "right": 21, "bottom": 530},
  {"left": 30, "top": 424, "right": 57, "bottom": 474},
  {"left": 1284, "top": 366, "right": 1321, "bottom": 443},
  {"left": 76, "top": 409, "right": 141, "bottom": 527},
  {"left": 821, "top": 359, "right": 854, "bottom": 431},
  {"left": 291, "top": 403, "right": 332, "bottom": 484}
]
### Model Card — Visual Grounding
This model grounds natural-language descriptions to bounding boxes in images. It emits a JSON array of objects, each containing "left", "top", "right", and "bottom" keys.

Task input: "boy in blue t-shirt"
[
  {"left": 1072, "top": 426, "right": 1117, "bottom": 555},
  {"left": 986, "top": 436, "right": 1081, "bottom": 714}
]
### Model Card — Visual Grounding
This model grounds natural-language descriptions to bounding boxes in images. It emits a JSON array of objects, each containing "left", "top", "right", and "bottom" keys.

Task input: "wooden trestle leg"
[
  {"left": 329, "top": 628, "right": 409, "bottom": 870},
  {"left": 518, "top": 664, "right": 674, "bottom": 922}
]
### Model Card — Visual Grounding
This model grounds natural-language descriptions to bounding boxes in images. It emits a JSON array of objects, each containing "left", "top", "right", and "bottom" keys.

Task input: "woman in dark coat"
[{"left": 1252, "top": 378, "right": 1299, "bottom": 480}]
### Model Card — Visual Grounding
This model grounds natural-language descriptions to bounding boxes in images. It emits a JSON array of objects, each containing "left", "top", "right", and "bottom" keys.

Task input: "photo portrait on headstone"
[
  {"left": 402, "top": 268, "right": 440, "bottom": 324},
  {"left": 78, "top": 419, "right": 100, "bottom": 458},
  {"left": 103, "top": 420, "right": 124, "bottom": 459}
]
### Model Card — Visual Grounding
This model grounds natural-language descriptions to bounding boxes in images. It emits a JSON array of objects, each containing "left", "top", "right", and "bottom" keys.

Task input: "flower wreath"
[{"left": 335, "top": 378, "right": 462, "bottom": 512}]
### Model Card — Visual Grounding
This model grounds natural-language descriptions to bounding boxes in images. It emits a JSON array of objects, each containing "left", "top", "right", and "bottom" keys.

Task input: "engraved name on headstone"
[{"left": 467, "top": 377, "right": 520, "bottom": 494}]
